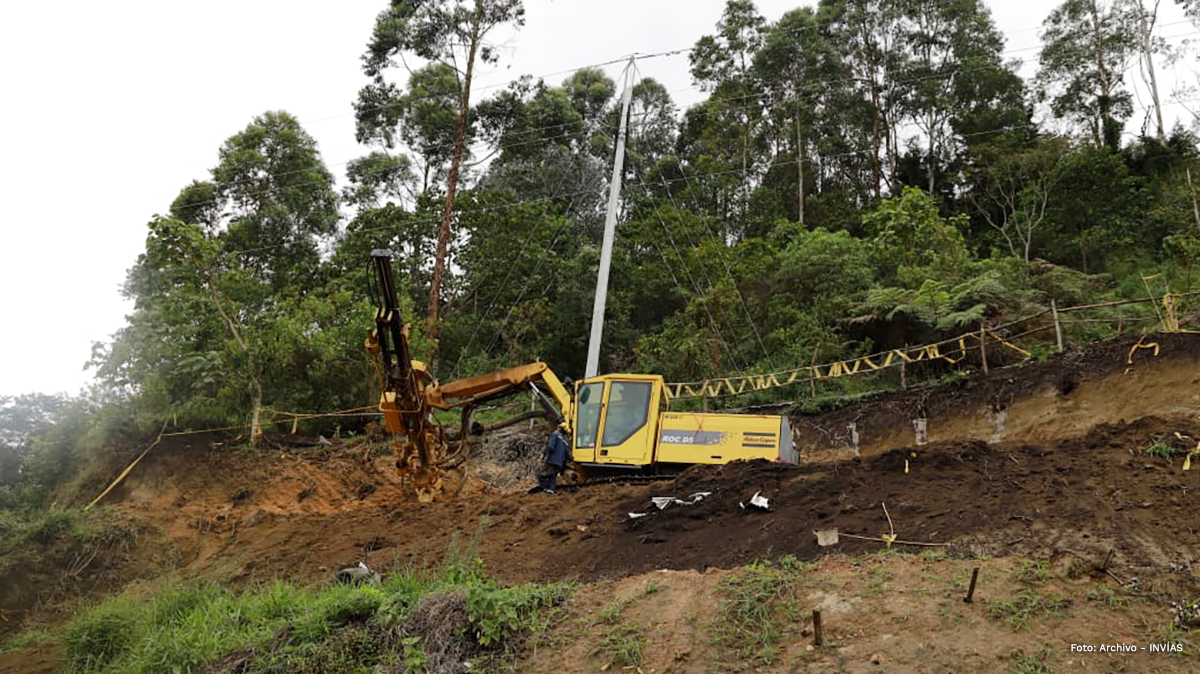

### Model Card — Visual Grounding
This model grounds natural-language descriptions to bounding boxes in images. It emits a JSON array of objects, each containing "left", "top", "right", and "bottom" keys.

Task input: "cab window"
[
  {"left": 574, "top": 382, "right": 603, "bottom": 449},
  {"left": 601, "top": 381, "right": 651, "bottom": 446}
]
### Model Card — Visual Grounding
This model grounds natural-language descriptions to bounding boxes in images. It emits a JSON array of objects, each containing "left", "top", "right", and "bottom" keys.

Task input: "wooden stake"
[
  {"left": 900, "top": 343, "right": 908, "bottom": 390},
  {"left": 964, "top": 567, "right": 980, "bottom": 603},
  {"left": 809, "top": 344, "right": 820, "bottom": 397},
  {"left": 1051, "top": 300, "right": 1064, "bottom": 353},
  {"left": 1101, "top": 548, "right": 1114, "bottom": 572},
  {"left": 979, "top": 321, "right": 989, "bottom": 375},
  {"left": 812, "top": 609, "right": 823, "bottom": 646}
]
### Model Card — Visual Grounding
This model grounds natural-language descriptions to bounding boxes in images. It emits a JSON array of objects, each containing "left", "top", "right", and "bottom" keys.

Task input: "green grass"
[
  {"left": 1011, "top": 560, "right": 1051, "bottom": 586},
  {"left": 1142, "top": 437, "right": 1179, "bottom": 459},
  {"left": 987, "top": 591, "right": 1070, "bottom": 631},
  {"left": 56, "top": 555, "right": 572, "bottom": 674},
  {"left": 593, "top": 623, "right": 646, "bottom": 668},
  {"left": 1010, "top": 646, "right": 1055, "bottom": 673},
  {"left": 1084, "top": 584, "right": 1131, "bottom": 610},
  {"left": 0, "top": 508, "right": 91, "bottom": 551},
  {"left": 1149, "top": 620, "right": 1199, "bottom": 659},
  {"left": 0, "top": 627, "right": 54, "bottom": 653},
  {"left": 710, "top": 556, "right": 810, "bottom": 669},
  {"left": 596, "top": 578, "right": 662, "bottom": 625}
]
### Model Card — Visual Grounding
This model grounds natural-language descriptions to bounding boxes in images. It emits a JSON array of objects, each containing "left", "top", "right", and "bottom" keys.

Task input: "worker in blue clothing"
[{"left": 538, "top": 423, "right": 571, "bottom": 493}]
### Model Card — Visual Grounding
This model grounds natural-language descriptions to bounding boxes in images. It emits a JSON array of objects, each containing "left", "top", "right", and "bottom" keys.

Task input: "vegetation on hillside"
[{"left": 54, "top": 549, "right": 569, "bottom": 674}]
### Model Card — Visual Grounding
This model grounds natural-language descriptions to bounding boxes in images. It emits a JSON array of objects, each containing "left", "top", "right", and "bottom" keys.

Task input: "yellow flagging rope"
[
  {"left": 665, "top": 330, "right": 1021, "bottom": 400},
  {"left": 667, "top": 290, "right": 1200, "bottom": 401},
  {"left": 85, "top": 420, "right": 168, "bottom": 510}
]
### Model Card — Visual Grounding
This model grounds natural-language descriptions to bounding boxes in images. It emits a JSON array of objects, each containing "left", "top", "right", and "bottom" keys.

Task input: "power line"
[
  {"left": 447, "top": 156, "right": 596, "bottom": 379},
  {"left": 654, "top": 165, "right": 774, "bottom": 368},
  {"left": 631, "top": 179, "right": 750, "bottom": 375}
]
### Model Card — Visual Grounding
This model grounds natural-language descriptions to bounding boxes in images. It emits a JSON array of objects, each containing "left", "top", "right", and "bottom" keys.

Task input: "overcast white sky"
[{"left": 0, "top": 1, "right": 1194, "bottom": 397}]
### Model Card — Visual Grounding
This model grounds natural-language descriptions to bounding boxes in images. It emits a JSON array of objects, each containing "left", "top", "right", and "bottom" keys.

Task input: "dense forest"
[{"left": 5, "top": 0, "right": 1200, "bottom": 508}]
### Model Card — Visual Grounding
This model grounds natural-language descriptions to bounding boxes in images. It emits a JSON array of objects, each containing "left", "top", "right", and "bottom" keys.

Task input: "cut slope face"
[{"left": 792, "top": 333, "right": 1200, "bottom": 458}]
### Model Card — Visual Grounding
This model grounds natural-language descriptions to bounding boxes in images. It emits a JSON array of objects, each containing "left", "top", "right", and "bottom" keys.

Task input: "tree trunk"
[
  {"left": 870, "top": 85, "right": 882, "bottom": 198},
  {"left": 1186, "top": 166, "right": 1200, "bottom": 235},
  {"left": 1090, "top": 0, "right": 1116, "bottom": 148},
  {"left": 426, "top": 0, "right": 483, "bottom": 351},
  {"left": 861, "top": 18, "right": 882, "bottom": 198},
  {"left": 1139, "top": 2, "right": 1165, "bottom": 140},
  {"left": 927, "top": 112, "right": 936, "bottom": 193},
  {"left": 796, "top": 116, "right": 805, "bottom": 224},
  {"left": 201, "top": 273, "right": 263, "bottom": 443}
]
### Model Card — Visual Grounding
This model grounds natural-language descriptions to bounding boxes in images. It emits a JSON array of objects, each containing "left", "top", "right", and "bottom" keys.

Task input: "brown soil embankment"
[{"left": 792, "top": 333, "right": 1200, "bottom": 459}]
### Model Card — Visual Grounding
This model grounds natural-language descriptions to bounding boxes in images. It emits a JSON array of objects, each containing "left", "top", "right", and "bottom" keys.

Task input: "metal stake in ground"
[
  {"left": 964, "top": 567, "right": 980, "bottom": 603},
  {"left": 1051, "top": 299, "right": 1064, "bottom": 353}
]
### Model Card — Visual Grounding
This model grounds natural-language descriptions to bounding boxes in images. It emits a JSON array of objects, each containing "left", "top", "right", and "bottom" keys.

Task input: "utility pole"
[{"left": 585, "top": 57, "right": 635, "bottom": 378}]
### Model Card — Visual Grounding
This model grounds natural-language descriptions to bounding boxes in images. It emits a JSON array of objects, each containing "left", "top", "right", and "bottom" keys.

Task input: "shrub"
[{"left": 63, "top": 595, "right": 144, "bottom": 672}]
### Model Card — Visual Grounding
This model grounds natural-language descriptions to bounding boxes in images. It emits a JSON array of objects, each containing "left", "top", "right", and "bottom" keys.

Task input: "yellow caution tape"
[
  {"left": 881, "top": 534, "right": 897, "bottom": 548},
  {"left": 987, "top": 329, "right": 1031, "bottom": 358},
  {"left": 904, "top": 459, "right": 910, "bottom": 474},
  {"left": 666, "top": 331, "right": 1026, "bottom": 400}
]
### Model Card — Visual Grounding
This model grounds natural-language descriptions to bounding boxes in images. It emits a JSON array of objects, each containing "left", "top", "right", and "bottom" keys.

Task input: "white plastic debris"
[
  {"left": 335, "top": 561, "right": 381, "bottom": 585},
  {"left": 633, "top": 491, "right": 705, "bottom": 515},
  {"left": 815, "top": 528, "right": 840, "bottom": 546},
  {"left": 648, "top": 492, "right": 712, "bottom": 511},
  {"left": 739, "top": 491, "right": 771, "bottom": 511},
  {"left": 650, "top": 497, "right": 675, "bottom": 510}
]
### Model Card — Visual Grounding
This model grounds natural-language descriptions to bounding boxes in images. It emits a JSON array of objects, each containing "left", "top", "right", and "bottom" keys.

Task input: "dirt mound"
[
  {"left": 0, "top": 512, "right": 158, "bottom": 640},
  {"left": 524, "top": 556, "right": 1198, "bottom": 673},
  {"left": 532, "top": 415, "right": 1200, "bottom": 585},
  {"left": 465, "top": 423, "right": 551, "bottom": 492}
]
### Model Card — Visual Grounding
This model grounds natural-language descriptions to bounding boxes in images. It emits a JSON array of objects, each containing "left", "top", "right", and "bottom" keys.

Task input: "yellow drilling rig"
[{"left": 365, "top": 251, "right": 795, "bottom": 499}]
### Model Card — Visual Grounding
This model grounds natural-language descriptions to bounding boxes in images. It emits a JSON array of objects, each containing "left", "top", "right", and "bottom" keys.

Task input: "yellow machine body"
[{"left": 570, "top": 373, "right": 796, "bottom": 468}]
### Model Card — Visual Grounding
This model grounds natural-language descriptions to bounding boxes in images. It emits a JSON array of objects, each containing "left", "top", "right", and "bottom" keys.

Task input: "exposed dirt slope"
[
  {"left": 793, "top": 332, "right": 1200, "bottom": 458},
  {"left": 85, "top": 414, "right": 1199, "bottom": 597},
  {"left": 523, "top": 554, "right": 1195, "bottom": 673},
  {"left": 530, "top": 554, "right": 1195, "bottom": 666},
  {"left": 55, "top": 334, "right": 1200, "bottom": 590}
]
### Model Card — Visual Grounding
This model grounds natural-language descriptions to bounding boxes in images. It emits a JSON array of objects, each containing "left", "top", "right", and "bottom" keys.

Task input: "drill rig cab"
[{"left": 569, "top": 374, "right": 795, "bottom": 469}]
